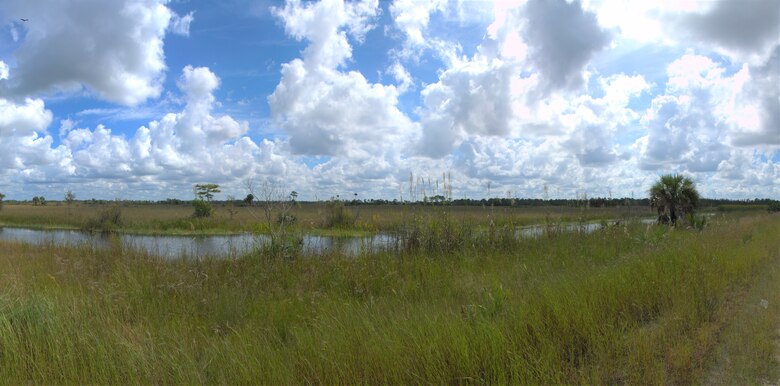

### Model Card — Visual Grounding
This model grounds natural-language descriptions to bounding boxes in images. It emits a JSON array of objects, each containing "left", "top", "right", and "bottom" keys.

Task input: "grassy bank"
[
  {"left": 704, "top": 233, "right": 780, "bottom": 384},
  {"left": 0, "top": 213, "right": 777, "bottom": 383},
  {"left": 0, "top": 202, "right": 652, "bottom": 236}
]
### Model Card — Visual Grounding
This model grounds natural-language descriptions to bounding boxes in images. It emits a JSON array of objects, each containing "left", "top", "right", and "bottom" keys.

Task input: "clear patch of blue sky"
[
  {"left": 593, "top": 41, "right": 682, "bottom": 86},
  {"left": 347, "top": 2, "right": 396, "bottom": 84},
  {"left": 709, "top": 51, "right": 746, "bottom": 76},
  {"left": 0, "top": 22, "right": 25, "bottom": 61},
  {"left": 300, "top": 155, "right": 330, "bottom": 168}
]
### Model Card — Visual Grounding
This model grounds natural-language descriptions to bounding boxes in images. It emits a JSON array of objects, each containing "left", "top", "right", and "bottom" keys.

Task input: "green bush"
[
  {"left": 83, "top": 203, "right": 123, "bottom": 232},
  {"left": 768, "top": 202, "right": 780, "bottom": 213},
  {"left": 277, "top": 213, "right": 296, "bottom": 226},
  {"left": 323, "top": 200, "right": 354, "bottom": 228},
  {"left": 255, "top": 234, "right": 303, "bottom": 259},
  {"left": 192, "top": 199, "right": 213, "bottom": 218}
]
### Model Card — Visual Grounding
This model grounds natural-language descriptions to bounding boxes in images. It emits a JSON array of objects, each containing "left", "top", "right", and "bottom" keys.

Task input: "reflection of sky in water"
[
  {"left": 0, "top": 220, "right": 654, "bottom": 259},
  {"left": 0, "top": 228, "right": 400, "bottom": 259}
]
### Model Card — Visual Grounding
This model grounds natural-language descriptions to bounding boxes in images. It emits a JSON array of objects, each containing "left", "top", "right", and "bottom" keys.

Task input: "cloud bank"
[{"left": 0, "top": 0, "right": 777, "bottom": 201}]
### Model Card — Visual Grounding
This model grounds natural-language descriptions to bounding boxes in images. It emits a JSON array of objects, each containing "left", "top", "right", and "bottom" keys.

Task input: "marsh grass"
[
  {"left": 322, "top": 200, "right": 356, "bottom": 229},
  {"left": 0, "top": 213, "right": 778, "bottom": 383},
  {"left": 704, "top": 234, "right": 780, "bottom": 384},
  {"left": 0, "top": 202, "right": 652, "bottom": 236}
]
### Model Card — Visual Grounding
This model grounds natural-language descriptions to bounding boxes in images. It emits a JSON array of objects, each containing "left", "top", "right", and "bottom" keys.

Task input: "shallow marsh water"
[
  {"left": 0, "top": 227, "right": 399, "bottom": 258},
  {"left": 0, "top": 218, "right": 655, "bottom": 259}
]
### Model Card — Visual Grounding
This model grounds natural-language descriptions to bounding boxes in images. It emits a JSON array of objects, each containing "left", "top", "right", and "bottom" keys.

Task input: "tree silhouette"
[
  {"left": 649, "top": 174, "right": 700, "bottom": 225},
  {"left": 65, "top": 190, "right": 76, "bottom": 205},
  {"left": 244, "top": 193, "right": 254, "bottom": 206},
  {"left": 194, "top": 184, "right": 221, "bottom": 202}
]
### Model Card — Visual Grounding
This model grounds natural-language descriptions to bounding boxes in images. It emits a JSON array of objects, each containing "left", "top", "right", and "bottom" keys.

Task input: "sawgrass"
[{"left": 0, "top": 213, "right": 777, "bottom": 383}]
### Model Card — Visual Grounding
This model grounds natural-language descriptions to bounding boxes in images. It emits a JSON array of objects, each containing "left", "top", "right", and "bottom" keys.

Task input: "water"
[
  {"left": 0, "top": 218, "right": 654, "bottom": 259},
  {"left": 517, "top": 222, "right": 608, "bottom": 238},
  {"left": 516, "top": 218, "right": 660, "bottom": 237},
  {"left": 0, "top": 227, "right": 398, "bottom": 259}
]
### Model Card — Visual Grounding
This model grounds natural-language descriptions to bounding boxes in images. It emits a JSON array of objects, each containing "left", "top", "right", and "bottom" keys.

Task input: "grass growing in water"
[{"left": 0, "top": 214, "right": 778, "bottom": 383}]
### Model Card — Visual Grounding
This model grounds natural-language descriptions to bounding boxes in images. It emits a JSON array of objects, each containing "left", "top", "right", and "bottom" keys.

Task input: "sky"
[{"left": 0, "top": 0, "right": 778, "bottom": 201}]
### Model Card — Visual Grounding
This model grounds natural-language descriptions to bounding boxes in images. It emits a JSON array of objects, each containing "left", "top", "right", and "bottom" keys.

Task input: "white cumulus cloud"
[
  {"left": 269, "top": 0, "right": 415, "bottom": 156},
  {"left": 0, "top": 0, "right": 191, "bottom": 106}
]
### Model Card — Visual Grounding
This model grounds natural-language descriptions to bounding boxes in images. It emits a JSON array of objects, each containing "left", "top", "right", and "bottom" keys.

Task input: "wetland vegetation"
[
  {"left": 1, "top": 177, "right": 779, "bottom": 383},
  {"left": 0, "top": 200, "right": 652, "bottom": 236},
  {"left": 0, "top": 195, "right": 778, "bottom": 383}
]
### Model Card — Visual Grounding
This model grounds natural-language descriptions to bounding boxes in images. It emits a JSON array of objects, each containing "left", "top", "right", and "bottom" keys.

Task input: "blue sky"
[{"left": 0, "top": 0, "right": 778, "bottom": 201}]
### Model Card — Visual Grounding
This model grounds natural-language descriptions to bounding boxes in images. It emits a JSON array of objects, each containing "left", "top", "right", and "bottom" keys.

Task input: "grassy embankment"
[
  {"left": 0, "top": 213, "right": 778, "bottom": 383},
  {"left": 0, "top": 202, "right": 652, "bottom": 236},
  {"left": 704, "top": 229, "right": 780, "bottom": 385}
]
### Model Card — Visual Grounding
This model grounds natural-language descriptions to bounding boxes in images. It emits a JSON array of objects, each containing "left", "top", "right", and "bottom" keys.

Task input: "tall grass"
[
  {"left": 717, "top": 204, "right": 768, "bottom": 212},
  {"left": 0, "top": 202, "right": 652, "bottom": 235},
  {"left": 322, "top": 200, "right": 356, "bottom": 228},
  {"left": 0, "top": 214, "right": 778, "bottom": 383}
]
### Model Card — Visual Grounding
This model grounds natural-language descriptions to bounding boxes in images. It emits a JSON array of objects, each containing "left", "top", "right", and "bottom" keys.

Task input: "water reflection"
[
  {"left": 0, "top": 227, "right": 400, "bottom": 259},
  {"left": 0, "top": 218, "right": 654, "bottom": 259}
]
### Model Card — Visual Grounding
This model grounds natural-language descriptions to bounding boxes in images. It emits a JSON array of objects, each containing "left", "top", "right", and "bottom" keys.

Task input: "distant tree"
[
  {"left": 649, "top": 174, "right": 700, "bottom": 225},
  {"left": 192, "top": 184, "right": 220, "bottom": 218},
  {"left": 65, "top": 190, "right": 76, "bottom": 205},
  {"left": 243, "top": 193, "right": 254, "bottom": 206},
  {"left": 32, "top": 196, "right": 46, "bottom": 206},
  {"left": 0, "top": 192, "right": 5, "bottom": 211},
  {"left": 194, "top": 184, "right": 221, "bottom": 202}
]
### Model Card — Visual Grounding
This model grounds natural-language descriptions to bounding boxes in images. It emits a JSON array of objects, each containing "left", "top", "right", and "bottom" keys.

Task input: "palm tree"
[{"left": 649, "top": 174, "right": 700, "bottom": 225}]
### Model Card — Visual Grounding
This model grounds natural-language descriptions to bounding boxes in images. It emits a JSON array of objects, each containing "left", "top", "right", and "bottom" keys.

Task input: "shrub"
[
  {"left": 83, "top": 203, "right": 123, "bottom": 232},
  {"left": 256, "top": 233, "right": 303, "bottom": 259},
  {"left": 398, "top": 214, "right": 471, "bottom": 254},
  {"left": 685, "top": 213, "right": 707, "bottom": 231},
  {"left": 192, "top": 183, "right": 219, "bottom": 217},
  {"left": 192, "top": 199, "right": 213, "bottom": 218},
  {"left": 323, "top": 200, "right": 354, "bottom": 228},
  {"left": 277, "top": 213, "right": 296, "bottom": 226},
  {"left": 768, "top": 202, "right": 780, "bottom": 213}
]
